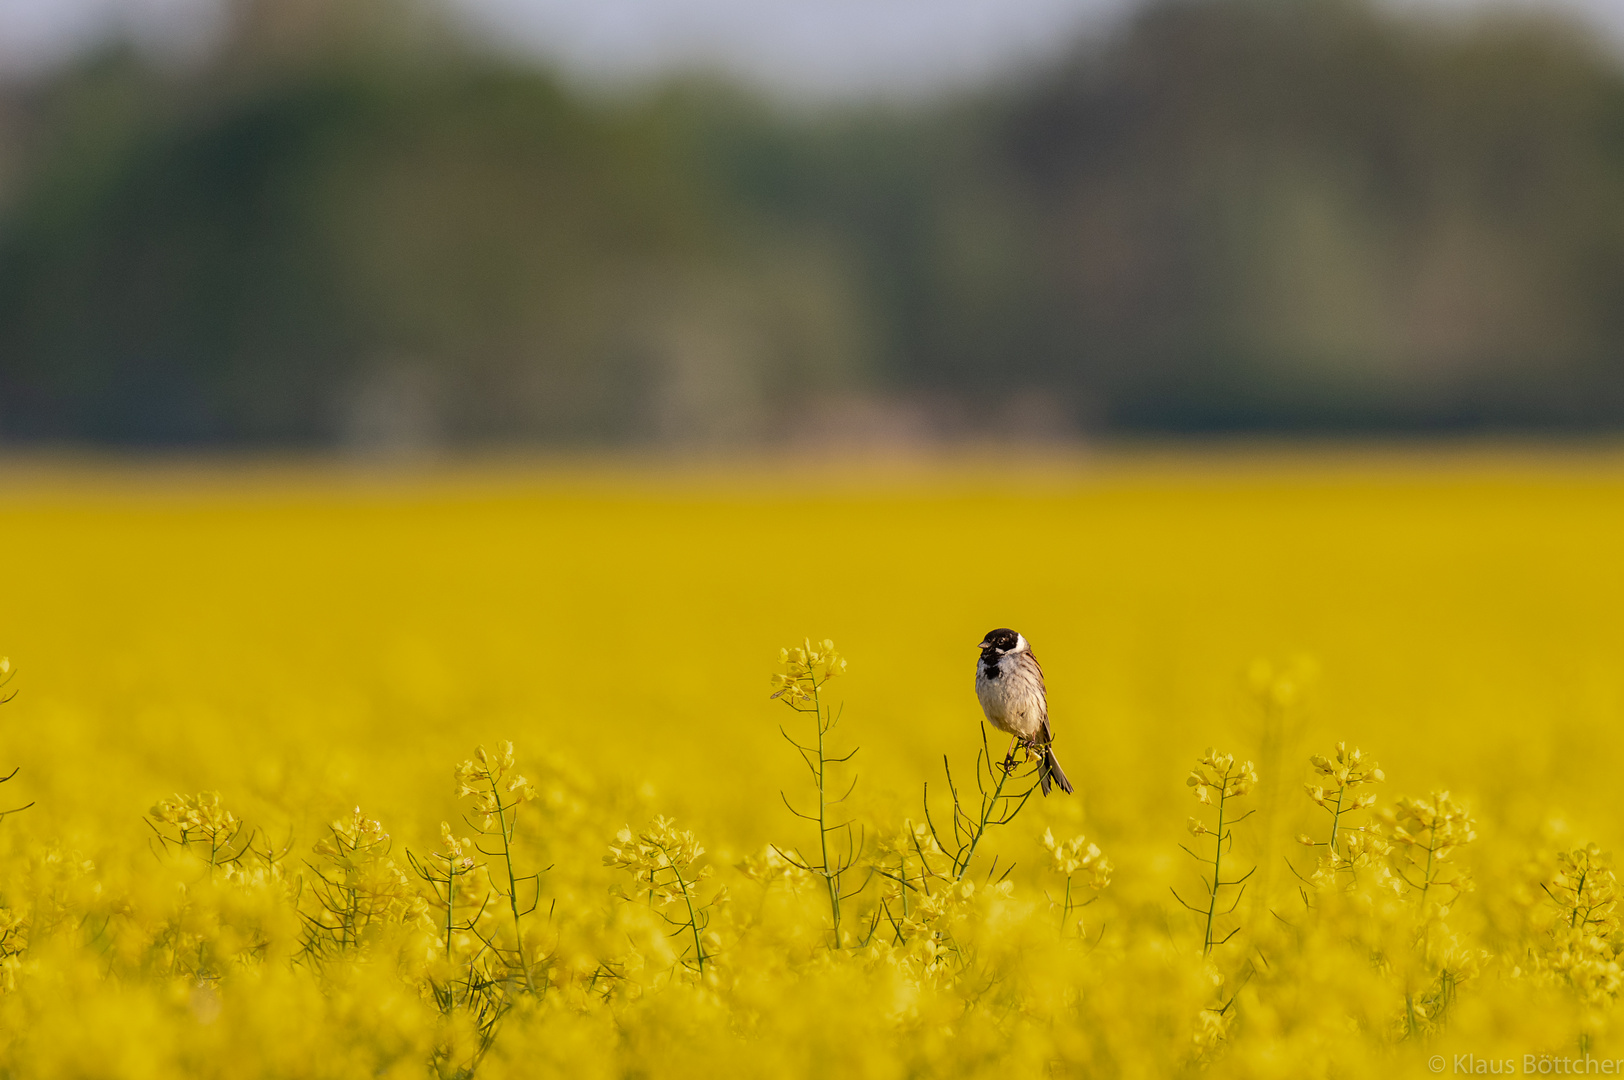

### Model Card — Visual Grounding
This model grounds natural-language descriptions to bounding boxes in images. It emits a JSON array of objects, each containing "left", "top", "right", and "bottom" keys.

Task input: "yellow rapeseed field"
[{"left": 2, "top": 452, "right": 1623, "bottom": 1078}]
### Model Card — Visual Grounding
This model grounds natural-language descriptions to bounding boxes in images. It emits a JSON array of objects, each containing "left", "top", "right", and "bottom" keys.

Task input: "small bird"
[{"left": 974, "top": 628, "right": 1073, "bottom": 796}]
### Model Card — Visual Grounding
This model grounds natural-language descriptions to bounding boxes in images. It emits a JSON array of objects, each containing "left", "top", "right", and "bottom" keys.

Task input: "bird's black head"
[{"left": 978, "top": 628, "right": 1022, "bottom": 657}]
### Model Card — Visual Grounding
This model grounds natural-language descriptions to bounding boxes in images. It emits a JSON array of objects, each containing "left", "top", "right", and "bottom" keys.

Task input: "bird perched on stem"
[{"left": 974, "top": 628, "right": 1073, "bottom": 796}]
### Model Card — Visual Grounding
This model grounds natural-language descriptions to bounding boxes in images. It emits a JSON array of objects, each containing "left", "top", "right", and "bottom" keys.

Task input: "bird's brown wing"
[{"left": 1032, "top": 652, "right": 1053, "bottom": 742}]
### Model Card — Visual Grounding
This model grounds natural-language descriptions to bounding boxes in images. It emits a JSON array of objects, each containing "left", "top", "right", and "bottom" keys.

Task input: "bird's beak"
[{"left": 977, "top": 640, "right": 991, "bottom": 650}]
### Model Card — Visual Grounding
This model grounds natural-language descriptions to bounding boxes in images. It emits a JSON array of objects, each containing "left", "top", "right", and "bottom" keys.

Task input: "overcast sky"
[{"left": 0, "top": 0, "right": 1619, "bottom": 97}]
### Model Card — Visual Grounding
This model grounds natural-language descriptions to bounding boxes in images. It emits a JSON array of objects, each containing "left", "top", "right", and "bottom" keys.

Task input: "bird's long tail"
[{"left": 1039, "top": 744, "right": 1074, "bottom": 796}]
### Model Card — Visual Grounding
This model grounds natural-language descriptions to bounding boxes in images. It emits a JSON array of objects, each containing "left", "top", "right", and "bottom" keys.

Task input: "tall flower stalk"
[
  {"left": 606, "top": 816, "right": 719, "bottom": 979},
  {"left": 1173, "top": 748, "right": 1258, "bottom": 954},
  {"left": 455, "top": 743, "right": 543, "bottom": 992},
  {"left": 1292, "top": 742, "right": 1386, "bottom": 895},
  {"left": 770, "top": 639, "right": 862, "bottom": 945}
]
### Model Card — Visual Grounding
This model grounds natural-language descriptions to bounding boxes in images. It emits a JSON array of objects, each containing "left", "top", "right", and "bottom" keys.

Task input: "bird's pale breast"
[{"left": 975, "top": 656, "right": 1045, "bottom": 739}]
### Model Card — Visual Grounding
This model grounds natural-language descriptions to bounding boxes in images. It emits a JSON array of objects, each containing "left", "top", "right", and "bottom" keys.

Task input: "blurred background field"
[{"left": 4, "top": 449, "right": 1623, "bottom": 889}]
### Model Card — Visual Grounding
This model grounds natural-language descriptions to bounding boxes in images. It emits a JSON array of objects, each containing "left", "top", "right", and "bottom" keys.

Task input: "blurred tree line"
[{"left": 3, "top": 0, "right": 1624, "bottom": 446}]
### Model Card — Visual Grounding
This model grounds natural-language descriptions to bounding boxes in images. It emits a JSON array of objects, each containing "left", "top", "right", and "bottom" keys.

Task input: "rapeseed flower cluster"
[
  {"left": 3, "top": 463, "right": 1624, "bottom": 1078},
  {"left": 0, "top": 642, "right": 1616, "bottom": 1078},
  {"left": 1533, "top": 846, "right": 1624, "bottom": 1011}
]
